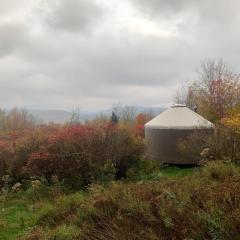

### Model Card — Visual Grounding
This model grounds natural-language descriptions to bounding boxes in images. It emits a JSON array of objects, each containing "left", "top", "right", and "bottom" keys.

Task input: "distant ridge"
[
  {"left": 28, "top": 109, "right": 94, "bottom": 124},
  {"left": 28, "top": 110, "right": 72, "bottom": 124},
  {"left": 27, "top": 106, "right": 166, "bottom": 124},
  {"left": 99, "top": 106, "right": 166, "bottom": 117}
]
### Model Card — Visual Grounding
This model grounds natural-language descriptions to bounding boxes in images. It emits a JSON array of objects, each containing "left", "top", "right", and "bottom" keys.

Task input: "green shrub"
[
  {"left": 126, "top": 158, "right": 162, "bottom": 181},
  {"left": 36, "top": 193, "right": 84, "bottom": 227}
]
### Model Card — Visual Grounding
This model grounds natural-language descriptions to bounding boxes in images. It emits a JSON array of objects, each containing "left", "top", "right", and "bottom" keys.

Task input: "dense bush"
[
  {"left": 0, "top": 125, "right": 59, "bottom": 188},
  {"left": 23, "top": 161, "right": 240, "bottom": 240},
  {"left": 0, "top": 141, "right": 10, "bottom": 177},
  {"left": 0, "top": 122, "right": 144, "bottom": 189},
  {"left": 177, "top": 119, "right": 240, "bottom": 163},
  {"left": 12, "top": 123, "right": 144, "bottom": 188}
]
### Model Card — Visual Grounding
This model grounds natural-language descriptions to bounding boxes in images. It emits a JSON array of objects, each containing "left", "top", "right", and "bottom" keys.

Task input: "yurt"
[{"left": 145, "top": 104, "right": 214, "bottom": 164}]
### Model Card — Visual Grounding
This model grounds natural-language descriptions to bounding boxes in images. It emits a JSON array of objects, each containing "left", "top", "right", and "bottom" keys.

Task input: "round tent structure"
[{"left": 144, "top": 104, "right": 214, "bottom": 164}]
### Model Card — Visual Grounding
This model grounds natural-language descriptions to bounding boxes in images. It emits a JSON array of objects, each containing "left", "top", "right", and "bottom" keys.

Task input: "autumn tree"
[
  {"left": 134, "top": 112, "right": 154, "bottom": 137},
  {"left": 175, "top": 59, "right": 240, "bottom": 162},
  {"left": 175, "top": 59, "right": 240, "bottom": 122},
  {"left": 3, "top": 108, "right": 36, "bottom": 131}
]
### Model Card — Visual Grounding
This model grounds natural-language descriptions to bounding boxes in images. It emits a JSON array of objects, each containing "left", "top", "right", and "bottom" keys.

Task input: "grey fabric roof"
[{"left": 145, "top": 105, "right": 214, "bottom": 130}]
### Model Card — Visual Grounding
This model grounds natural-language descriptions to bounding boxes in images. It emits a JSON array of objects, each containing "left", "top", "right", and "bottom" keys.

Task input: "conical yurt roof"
[{"left": 145, "top": 104, "right": 214, "bottom": 129}]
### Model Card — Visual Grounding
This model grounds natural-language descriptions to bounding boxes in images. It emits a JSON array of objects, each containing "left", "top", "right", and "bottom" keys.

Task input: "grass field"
[
  {"left": 0, "top": 197, "right": 35, "bottom": 239},
  {"left": 0, "top": 166, "right": 195, "bottom": 240},
  {"left": 2, "top": 163, "right": 239, "bottom": 240}
]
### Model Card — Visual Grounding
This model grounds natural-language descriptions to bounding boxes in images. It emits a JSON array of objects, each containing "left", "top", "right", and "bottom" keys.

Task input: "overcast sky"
[{"left": 0, "top": 0, "right": 240, "bottom": 111}]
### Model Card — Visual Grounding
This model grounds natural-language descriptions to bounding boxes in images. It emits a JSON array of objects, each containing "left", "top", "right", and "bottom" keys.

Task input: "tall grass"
[{"left": 22, "top": 161, "right": 240, "bottom": 240}]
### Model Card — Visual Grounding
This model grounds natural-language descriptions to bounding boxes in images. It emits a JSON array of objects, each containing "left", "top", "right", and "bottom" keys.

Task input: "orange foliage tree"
[{"left": 134, "top": 113, "right": 153, "bottom": 137}]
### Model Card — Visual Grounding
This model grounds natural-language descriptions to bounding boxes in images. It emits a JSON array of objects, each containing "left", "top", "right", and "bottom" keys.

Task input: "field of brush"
[{"left": 1, "top": 162, "right": 240, "bottom": 240}]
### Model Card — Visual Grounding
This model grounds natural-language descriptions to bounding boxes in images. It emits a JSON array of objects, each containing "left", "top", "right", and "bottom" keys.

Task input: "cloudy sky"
[{"left": 0, "top": 0, "right": 240, "bottom": 112}]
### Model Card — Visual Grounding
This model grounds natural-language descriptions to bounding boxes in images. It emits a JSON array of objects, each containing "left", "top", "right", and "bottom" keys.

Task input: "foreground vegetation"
[{"left": 0, "top": 161, "right": 239, "bottom": 240}]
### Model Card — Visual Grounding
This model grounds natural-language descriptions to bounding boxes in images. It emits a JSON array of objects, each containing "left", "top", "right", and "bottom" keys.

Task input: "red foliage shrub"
[
  {"left": 0, "top": 125, "right": 60, "bottom": 185},
  {"left": 0, "top": 119, "right": 144, "bottom": 188},
  {"left": 0, "top": 140, "right": 9, "bottom": 150},
  {"left": 26, "top": 123, "right": 144, "bottom": 188}
]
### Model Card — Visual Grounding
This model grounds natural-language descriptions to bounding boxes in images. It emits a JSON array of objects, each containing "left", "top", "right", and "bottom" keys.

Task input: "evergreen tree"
[{"left": 111, "top": 111, "right": 118, "bottom": 124}]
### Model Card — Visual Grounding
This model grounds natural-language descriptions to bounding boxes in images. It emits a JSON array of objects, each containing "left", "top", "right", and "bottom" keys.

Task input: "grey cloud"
[
  {"left": 131, "top": 0, "right": 240, "bottom": 47},
  {"left": 0, "top": 0, "right": 240, "bottom": 111},
  {"left": 37, "top": 34, "right": 195, "bottom": 102},
  {"left": 131, "top": 0, "right": 240, "bottom": 29},
  {"left": 131, "top": 0, "right": 240, "bottom": 66},
  {"left": 131, "top": 0, "right": 190, "bottom": 17},
  {"left": 76, "top": 36, "right": 190, "bottom": 87},
  {"left": 41, "top": 0, "right": 104, "bottom": 32},
  {"left": 0, "top": 22, "right": 28, "bottom": 57}
]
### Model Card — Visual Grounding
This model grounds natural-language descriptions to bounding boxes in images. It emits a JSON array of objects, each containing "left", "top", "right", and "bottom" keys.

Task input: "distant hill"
[
  {"left": 28, "top": 106, "right": 166, "bottom": 124},
  {"left": 98, "top": 106, "right": 165, "bottom": 117},
  {"left": 28, "top": 109, "right": 95, "bottom": 124},
  {"left": 28, "top": 110, "right": 71, "bottom": 124},
  {"left": 132, "top": 106, "right": 166, "bottom": 115}
]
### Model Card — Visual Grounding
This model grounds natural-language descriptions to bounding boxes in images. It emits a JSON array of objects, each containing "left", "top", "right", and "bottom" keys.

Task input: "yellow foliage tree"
[{"left": 222, "top": 105, "right": 240, "bottom": 134}]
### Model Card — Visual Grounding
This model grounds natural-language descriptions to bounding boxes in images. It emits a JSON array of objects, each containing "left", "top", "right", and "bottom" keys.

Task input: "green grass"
[
  {"left": 0, "top": 166, "right": 195, "bottom": 240},
  {"left": 160, "top": 166, "right": 195, "bottom": 177},
  {"left": 130, "top": 165, "right": 196, "bottom": 181},
  {"left": 0, "top": 196, "right": 35, "bottom": 240}
]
